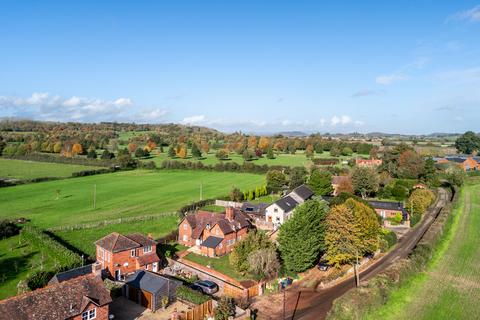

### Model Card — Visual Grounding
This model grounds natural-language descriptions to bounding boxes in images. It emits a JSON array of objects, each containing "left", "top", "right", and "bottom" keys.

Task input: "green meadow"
[
  {"left": 0, "top": 158, "right": 98, "bottom": 180},
  {"left": 0, "top": 169, "right": 265, "bottom": 229}
]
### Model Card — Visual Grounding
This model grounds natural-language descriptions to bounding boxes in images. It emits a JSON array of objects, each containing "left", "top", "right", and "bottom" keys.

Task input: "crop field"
[
  {"left": 366, "top": 179, "right": 480, "bottom": 320},
  {"left": 145, "top": 150, "right": 362, "bottom": 168},
  {"left": 0, "top": 158, "right": 98, "bottom": 180},
  {"left": 0, "top": 169, "right": 265, "bottom": 229}
]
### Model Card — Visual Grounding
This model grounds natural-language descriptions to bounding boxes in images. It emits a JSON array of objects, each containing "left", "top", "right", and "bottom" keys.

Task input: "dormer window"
[
  {"left": 131, "top": 249, "right": 136, "bottom": 257},
  {"left": 144, "top": 246, "right": 152, "bottom": 254}
]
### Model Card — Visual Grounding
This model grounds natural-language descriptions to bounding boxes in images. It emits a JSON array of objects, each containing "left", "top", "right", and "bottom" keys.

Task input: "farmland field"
[
  {"left": 0, "top": 158, "right": 98, "bottom": 180},
  {"left": 366, "top": 179, "right": 480, "bottom": 320},
  {"left": 145, "top": 150, "right": 362, "bottom": 168},
  {"left": 0, "top": 169, "right": 265, "bottom": 229}
]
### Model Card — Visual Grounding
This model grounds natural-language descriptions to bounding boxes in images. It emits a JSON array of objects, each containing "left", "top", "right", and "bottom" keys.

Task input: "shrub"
[
  {"left": 176, "top": 285, "right": 210, "bottom": 305},
  {"left": 0, "top": 220, "right": 20, "bottom": 239}
]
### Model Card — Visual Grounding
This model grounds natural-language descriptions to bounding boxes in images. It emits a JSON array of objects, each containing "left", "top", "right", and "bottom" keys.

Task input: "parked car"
[
  {"left": 189, "top": 283, "right": 204, "bottom": 293},
  {"left": 193, "top": 280, "right": 219, "bottom": 294},
  {"left": 317, "top": 260, "right": 330, "bottom": 271}
]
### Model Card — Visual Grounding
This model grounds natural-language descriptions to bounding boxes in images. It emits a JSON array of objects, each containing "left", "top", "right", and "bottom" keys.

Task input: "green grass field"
[
  {"left": 183, "top": 252, "right": 249, "bottom": 281},
  {"left": 54, "top": 214, "right": 180, "bottom": 257},
  {"left": 366, "top": 179, "right": 480, "bottom": 319},
  {"left": 145, "top": 150, "right": 362, "bottom": 168},
  {"left": 0, "top": 169, "right": 265, "bottom": 229},
  {"left": 0, "top": 158, "right": 98, "bottom": 180},
  {"left": 0, "top": 235, "right": 57, "bottom": 300}
]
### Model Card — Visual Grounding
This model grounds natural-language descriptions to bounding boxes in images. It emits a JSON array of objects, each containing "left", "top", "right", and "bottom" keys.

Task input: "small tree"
[
  {"left": 135, "top": 148, "right": 146, "bottom": 158},
  {"left": 266, "top": 170, "right": 287, "bottom": 193},
  {"left": 248, "top": 247, "right": 280, "bottom": 280},
  {"left": 267, "top": 148, "right": 275, "bottom": 159},
  {"left": 86, "top": 149, "right": 97, "bottom": 159},
  {"left": 168, "top": 146, "right": 176, "bottom": 158},
  {"left": 289, "top": 167, "right": 307, "bottom": 190},
  {"left": 229, "top": 187, "right": 243, "bottom": 202},
  {"left": 191, "top": 143, "right": 202, "bottom": 158},
  {"left": 216, "top": 149, "right": 229, "bottom": 160},
  {"left": 230, "top": 230, "right": 275, "bottom": 274}
]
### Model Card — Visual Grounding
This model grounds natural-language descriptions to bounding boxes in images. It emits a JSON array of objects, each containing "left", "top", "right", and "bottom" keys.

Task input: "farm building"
[{"left": 124, "top": 270, "right": 181, "bottom": 312}]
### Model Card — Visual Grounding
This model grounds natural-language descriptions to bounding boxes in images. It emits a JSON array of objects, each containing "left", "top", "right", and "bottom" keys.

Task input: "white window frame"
[
  {"left": 82, "top": 308, "right": 96, "bottom": 320},
  {"left": 183, "top": 235, "right": 188, "bottom": 242},
  {"left": 144, "top": 245, "right": 152, "bottom": 254}
]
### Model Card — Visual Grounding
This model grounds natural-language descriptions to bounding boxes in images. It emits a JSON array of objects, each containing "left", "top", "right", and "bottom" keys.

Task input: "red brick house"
[
  {"left": 95, "top": 232, "right": 160, "bottom": 281},
  {"left": 178, "top": 207, "right": 251, "bottom": 257},
  {"left": 356, "top": 158, "right": 382, "bottom": 168},
  {"left": 0, "top": 274, "right": 112, "bottom": 320}
]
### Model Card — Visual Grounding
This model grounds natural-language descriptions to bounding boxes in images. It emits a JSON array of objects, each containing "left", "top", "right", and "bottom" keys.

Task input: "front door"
[
  {"left": 115, "top": 269, "right": 121, "bottom": 281},
  {"left": 152, "top": 262, "right": 158, "bottom": 272}
]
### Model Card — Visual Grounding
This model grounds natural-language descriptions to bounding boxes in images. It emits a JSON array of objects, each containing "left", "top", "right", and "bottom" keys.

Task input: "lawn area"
[
  {"left": 0, "top": 158, "right": 99, "bottom": 180},
  {"left": 54, "top": 214, "right": 180, "bottom": 257},
  {"left": 0, "top": 169, "right": 265, "bottom": 229},
  {"left": 183, "top": 252, "right": 249, "bottom": 282},
  {"left": 365, "top": 179, "right": 480, "bottom": 320},
  {"left": 0, "top": 235, "right": 57, "bottom": 300}
]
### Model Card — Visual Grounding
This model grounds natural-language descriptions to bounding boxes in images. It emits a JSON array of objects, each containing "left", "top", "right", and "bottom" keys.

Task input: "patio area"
[{"left": 110, "top": 297, "right": 192, "bottom": 320}]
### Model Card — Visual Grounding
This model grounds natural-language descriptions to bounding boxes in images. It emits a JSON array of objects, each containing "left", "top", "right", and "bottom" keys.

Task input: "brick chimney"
[
  {"left": 147, "top": 233, "right": 153, "bottom": 240},
  {"left": 226, "top": 207, "right": 234, "bottom": 221},
  {"left": 92, "top": 262, "right": 103, "bottom": 277}
]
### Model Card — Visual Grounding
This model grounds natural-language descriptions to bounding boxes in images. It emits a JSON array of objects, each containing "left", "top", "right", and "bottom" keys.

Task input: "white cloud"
[
  {"left": 181, "top": 115, "right": 206, "bottom": 125},
  {"left": 375, "top": 73, "right": 409, "bottom": 85},
  {"left": 0, "top": 92, "right": 167, "bottom": 123},
  {"left": 447, "top": 5, "right": 480, "bottom": 23},
  {"left": 330, "top": 115, "right": 352, "bottom": 126}
]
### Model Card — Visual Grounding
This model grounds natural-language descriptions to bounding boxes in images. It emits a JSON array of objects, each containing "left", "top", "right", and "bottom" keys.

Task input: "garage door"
[
  {"left": 140, "top": 290, "right": 153, "bottom": 310},
  {"left": 128, "top": 286, "right": 138, "bottom": 303}
]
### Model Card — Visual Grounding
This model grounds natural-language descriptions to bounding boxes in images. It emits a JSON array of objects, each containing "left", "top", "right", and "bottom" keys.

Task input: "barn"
[{"left": 124, "top": 270, "right": 181, "bottom": 312}]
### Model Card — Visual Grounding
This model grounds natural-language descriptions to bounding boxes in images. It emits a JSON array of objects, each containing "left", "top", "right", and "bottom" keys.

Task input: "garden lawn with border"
[
  {"left": 0, "top": 169, "right": 265, "bottom": 229},
  {"left": 0, "top": 158, "right": 99, "bottom": 180},
  {"left": 183, "top": 252, "right": 249, "bottom": 282}
]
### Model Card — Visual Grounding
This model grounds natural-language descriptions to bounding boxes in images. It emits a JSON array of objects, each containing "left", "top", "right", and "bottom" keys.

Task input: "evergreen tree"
[
  {"left": 266, "top": 170, "right": 287, "bottom": 193},
  {"left": 167, "top": 146, "right": 176, "bottom": 158},
  {"left": 191, "top": 143, "right": 202, "bottom": 158},
  {"left": 267, "top": 147, "right": 275, "bottom": 159},
  {"left": 278, "top": 199, "right": 329, "bottom": 272},
  {"left": 308, "top": 169, "right": 333, "bottom": 195},
  {"left": 289, "top": 167, "right": 307, "bottom": 190}
]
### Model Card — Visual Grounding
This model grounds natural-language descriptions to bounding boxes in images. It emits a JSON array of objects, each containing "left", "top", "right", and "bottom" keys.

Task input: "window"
[
  {"left": 276, "top": 217, "right": 280, "bottom": 222},
  {"left": 215, "top": 228, "right": 219, "bottom": 235},
  {"left": 131, "top": 249, "right": 136, "bottom": 257},
  {"left": 82, "top": 308, "right": 96, "bottom": 320},
  {"left": 183, "top": 223, "right": 188, "bottom": 230},
  {"left": 274, "top": 208, "right": 278, "bottom": 213},
  {"left": 144, "top": 246, "right": 152, "bottom": 253},
  {"left": 219, "top": 242, "right": 223, "bottom": 249},
  {"left": 183, "top": 235, "right": 188, "bottom": 242}
]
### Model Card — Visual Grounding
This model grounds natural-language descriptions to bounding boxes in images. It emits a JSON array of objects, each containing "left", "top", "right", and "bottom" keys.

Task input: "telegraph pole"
[{"left": 93, "top": 184, "right": 97, "bottom": 210}]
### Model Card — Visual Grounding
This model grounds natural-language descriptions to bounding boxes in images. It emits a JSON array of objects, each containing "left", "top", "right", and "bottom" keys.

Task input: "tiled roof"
[
  {"left": 125, "top": 233, "right": 157, "bottom": 247},
  {"left": 184, "top": 209, "right": 251, "bottom": 239},
  {"left": 125, "top": 270, "right": 181, "bottom": 295},
  {"left": 368, "top": 200, "right": 406, "bottom": 211},
  {"left": 48, "top": 264, "right": 93, "bottom": 285},
  {"left": 95, "top": 232, "right": 140, "bottom": 253},
  {"left": 136, "top": 253, "right": 161, "bottom": 266},
  {"left": 0, "top": 275, "right": 111, "bottom": 320}
]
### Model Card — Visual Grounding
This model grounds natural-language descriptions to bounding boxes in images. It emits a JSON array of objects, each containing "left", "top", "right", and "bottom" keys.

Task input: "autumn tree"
[
  {"left": 278, "top": 199, "right": 329, "bottom": 272},
  {"left": 305, "top": 144, "right": 314, "bottom": 158},
  {"left": 200, "top": 141, "right": 210, "bottom": 154},
  {"left": 258, "top": 136, "right": 270, "bottom": 152},
  {"left": 53, "top": 141, "right": 62, "bottom": 153},
  {"left": 336, "top": 176, "right": 354, "bottom": 194},
  {"left": 215, "top": 149, "right": 229, "bottom": 160},
  {"left": 230, "top": 230, "right": 275, "bottom": 274},
  {"left": 247, "top": 136, "right": 257, "bottom": 149},
  {"left": 351, "top": 166, "right": 379, "bottom": 198},
  {"left": 177, "top": 145, "right": 187, "bottom": 159},
  {"left": 406, "top": 189, "right": 435, "bottom": 216},
  {"left": 308, "top": 169, "right": 333, "bottom": 196},
  {"left": 397, "top": 150, "right": 425, "bottom": 179},
  {"left": 229, "top": 187, "right": 243, "bottom": 202},
  {"left": 344, "top": 198, "right": 381, "bottom": 254},
  {"left": 71, "top": 143, "right": 83, "bottom": 156},
  {"left": 248, "top": 247, "right": 280, "bottom": 280}
]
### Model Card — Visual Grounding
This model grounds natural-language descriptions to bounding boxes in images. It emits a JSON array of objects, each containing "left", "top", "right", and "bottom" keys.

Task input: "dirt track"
[{"left": 259, "top": 188, "right": 449, "bottom": 320}]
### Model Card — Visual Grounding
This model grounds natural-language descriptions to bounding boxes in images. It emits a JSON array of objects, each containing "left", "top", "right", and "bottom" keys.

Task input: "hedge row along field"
[{"left": 327, "top": 183, "right": 461, "bottom": 320}]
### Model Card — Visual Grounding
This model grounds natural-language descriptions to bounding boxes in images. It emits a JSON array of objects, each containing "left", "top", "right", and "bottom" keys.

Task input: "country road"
[{"left": 264, "top": 188, "right": 449, "bottom": 320}]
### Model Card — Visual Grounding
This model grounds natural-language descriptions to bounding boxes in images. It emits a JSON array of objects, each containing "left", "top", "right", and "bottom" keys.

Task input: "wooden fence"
[{"left": 178, "top": 300, "right": 213, "bottom": 320}]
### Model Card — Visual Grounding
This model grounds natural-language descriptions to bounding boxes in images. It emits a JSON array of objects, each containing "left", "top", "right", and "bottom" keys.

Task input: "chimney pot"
[{"left": 226, "top": 207, "right": 234, "bottom": 221}]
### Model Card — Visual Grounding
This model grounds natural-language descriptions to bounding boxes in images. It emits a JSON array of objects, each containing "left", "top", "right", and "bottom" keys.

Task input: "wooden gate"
[
  {"left": 179, "top": 300, "right": 213, "bottom": 320},
  {"left": 140, "top": 290, "right": 153, "bottom": 309}
]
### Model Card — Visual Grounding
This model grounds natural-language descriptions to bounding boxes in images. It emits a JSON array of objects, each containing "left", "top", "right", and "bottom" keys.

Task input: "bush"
[
  {"left": 0, "top": 220, "right": 20, "bottom": 239},
  {"left": 176, "top": 285, "right": 210, "bottom": 305},
  {"left": 410, "top": 213, "right": 421, "bottom": 227},
  {"left": 381, "top": 229, "right": 397, "bottom": 249}
]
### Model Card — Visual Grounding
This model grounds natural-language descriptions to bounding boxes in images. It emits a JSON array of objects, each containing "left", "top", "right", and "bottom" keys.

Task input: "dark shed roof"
[
  {"left": 275, "top": 196, "right": 299, "bottom": 213},
  {"left": 202, "top": 236, "right": 224, "bottom": 249},
  {"left": 291, "top": 185, "right": 315, "bottom": 201},
  {"left": 368, "top": 200, "right": 405, "bottom": 211},
  {"left": 125, "top": 270, "right": 181, "bottom": 295}
]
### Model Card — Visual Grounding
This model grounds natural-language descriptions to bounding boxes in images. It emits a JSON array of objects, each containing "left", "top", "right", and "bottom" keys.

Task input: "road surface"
[{"left": 264, "top": 188, "right": 449, "bottom": 320}]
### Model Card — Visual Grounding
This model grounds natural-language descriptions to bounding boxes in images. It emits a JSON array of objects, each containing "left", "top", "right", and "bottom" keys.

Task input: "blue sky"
[{"left": 0, "top": 1, "right": 479, "bottom": 134}]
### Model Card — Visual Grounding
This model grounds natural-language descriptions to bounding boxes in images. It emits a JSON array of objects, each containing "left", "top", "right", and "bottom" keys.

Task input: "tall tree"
[
  {"left": 397, "top": 150, "right": 425, "bottom": 179},
  {"left": 344, "top": 198, "right": 381, "bottom": 254},
  {"left": 308, "top": 169, "right": 333, "bottom": 196},
  {"left": 289, "top": 167, "right": 307, "bottom": 190},
  {"left": 278, "top": 199, "right": 329, "bottom": 272},
  {"left": 191, "top": 143, "right": 202, "bottom": 158},
  {"left": 351, "top": 166, "right": 379, "bottom": 198},
  {"left": 258, "top": 136, "right": 270, "bottom": 152},
  {"left": 336, "top": 176, "right": 354, "bottom": 194},
  {"left": 167, "top": 146, "right": 176, "bottom": 158},
  {"left": 266, "top": 170, "right": 287, "bottom": 192},
  {"left": 230, "top": 230, "right": 275, "bottom": 274},
  {"left": 455, "top": 131, "right": 480, "bottom": 154},
  {"left": 248, "top": 247, "right": 280, "bottom": 280}
]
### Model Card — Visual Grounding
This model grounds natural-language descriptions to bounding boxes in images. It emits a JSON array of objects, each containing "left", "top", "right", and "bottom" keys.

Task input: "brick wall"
[
  {"left": 178, "top": 219, "right": 194, "bottom": 246},
  {"left": 71, "top": 303, "right": 109, "bottom": 320}
]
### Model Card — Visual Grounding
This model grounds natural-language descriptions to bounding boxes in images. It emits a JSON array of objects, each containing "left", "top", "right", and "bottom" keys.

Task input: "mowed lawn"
[
  {"left": 183, "top": 252, "right": 249, "bottom": 282},
  {"left": 0, "top": 158, "right": 99, "bottom": 180},
  {"left": 0, "top": 169, "right": 265, "bottom": 229},
  {"left": 366, "top": 180, "right": 480, "bottom": 320}
]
